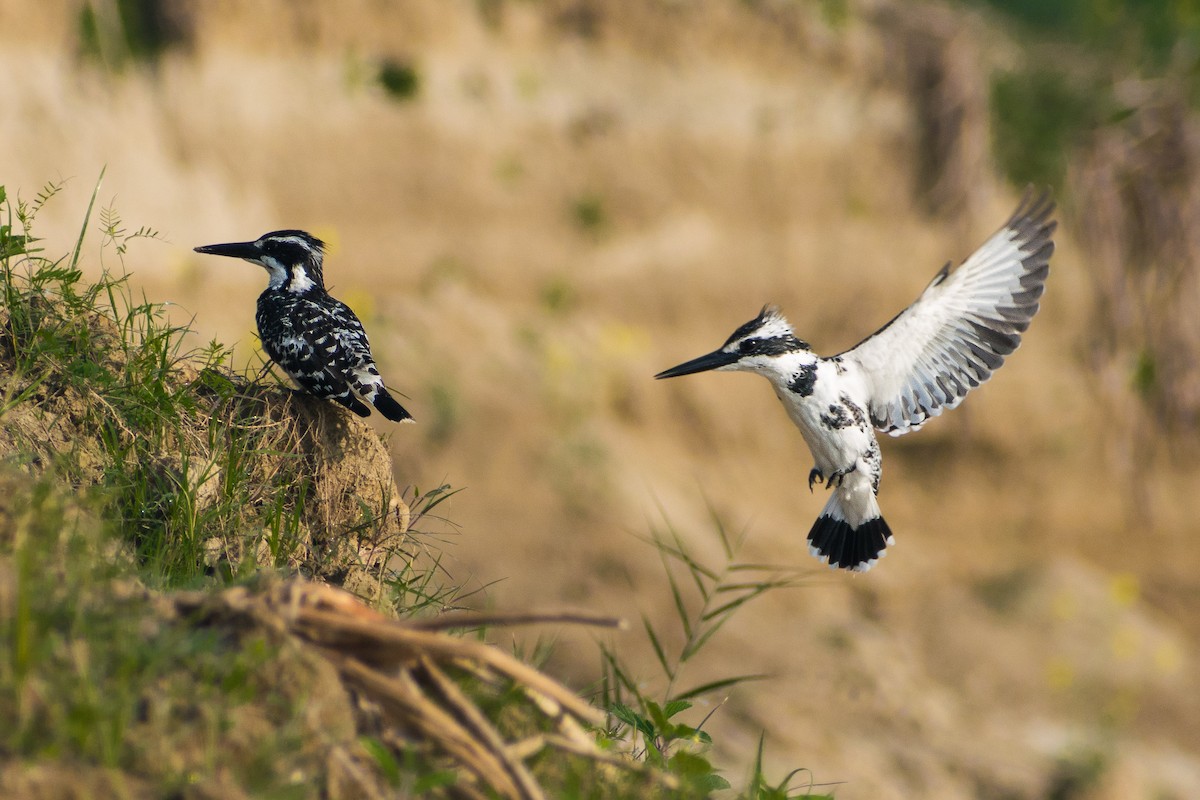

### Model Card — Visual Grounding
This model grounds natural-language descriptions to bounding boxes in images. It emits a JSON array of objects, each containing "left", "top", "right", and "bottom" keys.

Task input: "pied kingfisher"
[
  {"left": 194, "top": 230, "right": 413, "bottom": 422},
  {"left": 656, "top": 190, "right": 1055, "bottom": 572}
]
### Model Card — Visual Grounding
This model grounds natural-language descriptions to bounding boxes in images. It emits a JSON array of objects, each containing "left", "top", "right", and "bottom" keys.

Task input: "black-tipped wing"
[{"left": 841, "top": 188, "right": 1056, "bottom": 436}]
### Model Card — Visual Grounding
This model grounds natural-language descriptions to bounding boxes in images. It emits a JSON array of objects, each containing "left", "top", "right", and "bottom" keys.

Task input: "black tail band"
[{"left": 807, "top": 515, "right": 895, "bottom": 572}]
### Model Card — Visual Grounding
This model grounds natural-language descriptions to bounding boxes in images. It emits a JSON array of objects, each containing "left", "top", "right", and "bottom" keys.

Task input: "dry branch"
[{"left": 170, "top": 577, "right": 629, "bottom": 799}]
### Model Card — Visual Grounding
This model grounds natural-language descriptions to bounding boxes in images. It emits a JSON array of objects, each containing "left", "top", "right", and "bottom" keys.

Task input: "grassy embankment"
[{"left": 0, "top": 178, "right": 827, "bottom": 798}]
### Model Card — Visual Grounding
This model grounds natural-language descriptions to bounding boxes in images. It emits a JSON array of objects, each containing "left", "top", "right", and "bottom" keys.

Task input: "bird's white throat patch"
[
  {"left": 259, "top": 255, "right": 290, "bottom": 290},
  {"left": 286, "top": 265, "right": 316, "bottom": 293}
]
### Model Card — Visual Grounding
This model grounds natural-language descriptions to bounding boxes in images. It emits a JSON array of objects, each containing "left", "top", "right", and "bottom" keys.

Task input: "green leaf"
[
  {"left": 662, "top": 699, "right": 692, "bottom": 719},
  {"left": 700, "top": 773, "right": 732, "bottom": 791},
  {"left": 667, "top": 749, "right": 712, "bottom": 775},
  {"left": 610, "top": 702, "right": 655, "bottom": 739},
  {"left": 599, "top": 644, "right": 640, "bottom": 697},
  {"left": 672, "top": 673, "right": 767, "bottom": 703},
  {"left": 642, "top": 614, "right": 672, "bottom": 677},
  {"left": 644, "top": 699, "right": 668, "bottom": 732},
  {"left": 664, "top": 567, "right": 693, "bottom": 642},
  {"left": 703, "top": 492, "right": 736, "bottom": 561},
  {"left": 668, "top": 750, "right": 731, "bottom": 791},
  {"left": 358, "top": 737, "right": 400, "bottom": 785},
  {"left": 413, "top": 769, "right": 459, "bottom": 792},
  {"left": 70, "top": 166, "right": 105, "bottom": 273}
]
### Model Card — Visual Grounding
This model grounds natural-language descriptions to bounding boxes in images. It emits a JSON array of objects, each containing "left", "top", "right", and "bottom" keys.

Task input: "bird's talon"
[
  {"left": 808, "top": 468, "right": 823, "bottom": 492},
  {"left": 824, "top": 465, "right": 857, "bottom": 489}
]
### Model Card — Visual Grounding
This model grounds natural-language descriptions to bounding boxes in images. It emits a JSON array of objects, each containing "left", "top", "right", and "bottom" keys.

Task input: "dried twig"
[
  {"left": 407, "top": 609, "right": 626, "bottom": 632},
  {"left": 171, "top": 578, "right": 630, "bottom": 799}
]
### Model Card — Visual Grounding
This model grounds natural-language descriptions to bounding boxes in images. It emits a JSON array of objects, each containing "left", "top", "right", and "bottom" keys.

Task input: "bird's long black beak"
[
  {"left": 193, "top": 240, "right": 261, "bottom": 260},
  {"left": 654, "top": 349, "right": 740, "bottom": 379}
]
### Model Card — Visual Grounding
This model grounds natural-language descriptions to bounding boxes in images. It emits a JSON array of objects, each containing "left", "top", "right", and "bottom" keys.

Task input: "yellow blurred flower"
[
  {"left": 1052, "top": 590, "right": 1077, "bottom": 621},
  {"left": 1109, "top": 624, "right": 1139, "bottom": 661},
  {"left": 543, "top": 339, "right": 576, "bottom": 380},
  {"left": 1153, "top": 641, "right": 1183, "bottom": 675},
  {"left": 1046, "top": 657, "right": 1075, "bottom": 690},
  {"left": 1108, "top": 573, "right": 1139, "bottom": 607},
  {"left": 598, "top": 322, "right": 650, "bottom": 359}
]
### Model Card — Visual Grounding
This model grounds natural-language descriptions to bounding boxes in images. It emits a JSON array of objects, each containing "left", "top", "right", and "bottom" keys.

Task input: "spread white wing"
[{"left": 840, "top": 188, "right": 1056, "bottom": 436}]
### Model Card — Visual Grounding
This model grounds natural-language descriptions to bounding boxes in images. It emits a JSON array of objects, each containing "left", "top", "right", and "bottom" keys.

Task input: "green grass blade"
[
  {"left": 70, "top": 165, "right": 106, "bottom": 273},
  {"left": 662, "top": 560, "right": 694, "bottom": 643},
  {"left": 642, "top": 613, "right": 673, "bottom": 678},
  {"left": 702, "top": 492, "right": 736, "bottom": 561},
  {"left": 670, "top": 673, "right": 768, "bottom": 704}
]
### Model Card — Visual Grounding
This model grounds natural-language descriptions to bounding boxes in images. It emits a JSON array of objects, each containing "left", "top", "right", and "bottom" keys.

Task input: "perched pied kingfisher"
[
  {"left": 194, "top": 230, "right": 413, "bottom": 422},
  {"left": 655, "top": 190, "right": 1055, "bottom": 572}
]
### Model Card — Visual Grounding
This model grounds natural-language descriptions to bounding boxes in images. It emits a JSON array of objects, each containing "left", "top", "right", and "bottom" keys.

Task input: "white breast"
[{"left": 773, "top": 361, "right": 875, "bottom": 477}]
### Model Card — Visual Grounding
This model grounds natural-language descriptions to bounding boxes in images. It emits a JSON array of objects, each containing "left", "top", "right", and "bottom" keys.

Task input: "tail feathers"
[
  {"left": 329, "top": 389, "right": 372, "bottom": 418},
  {"left": 371, "top": 388, "right": 414, "bottom": 423},
  {"left": 807, "top": 492, "right": 895, "bottom": 572}
]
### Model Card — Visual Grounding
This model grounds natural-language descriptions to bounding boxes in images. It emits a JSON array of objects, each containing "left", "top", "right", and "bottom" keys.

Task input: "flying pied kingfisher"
[
  {"left": 194, "top": 230, "right": 413, "bottom": 422},
  {"left": 655, "top": 190, "right": 1055, "bottom": 572}
]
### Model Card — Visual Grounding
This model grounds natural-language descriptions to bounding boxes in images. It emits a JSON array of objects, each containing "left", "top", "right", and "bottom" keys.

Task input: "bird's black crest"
[
  {"left": 723, "top": 306, "right": 810, "bottom": 353},
  {"left": 259, "top": 230, "right": 324, "bottom": 263},
  {"left": 263, "top": 229, "right": 326, "bottom": 250},
  {"left": 723, "top": 306, "right": 776, "bottom": 347}
]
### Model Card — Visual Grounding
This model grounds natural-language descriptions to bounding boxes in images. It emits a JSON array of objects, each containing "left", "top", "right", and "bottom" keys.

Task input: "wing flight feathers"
[{"left": 841, "top": 188, "right": 1056, "bottom": 436}]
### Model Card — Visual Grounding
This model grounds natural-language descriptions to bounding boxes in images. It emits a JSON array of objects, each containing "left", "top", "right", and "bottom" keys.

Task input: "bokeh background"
[{"left": 4, "top": 1, "right": 1199, "bottom": 797}]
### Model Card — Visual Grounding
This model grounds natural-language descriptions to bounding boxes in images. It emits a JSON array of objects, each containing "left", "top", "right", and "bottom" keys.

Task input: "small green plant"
[
  {"left": 571, "top": 193, "right": 608, "bottom": 235},
  {"left": 1046, "top": 746, "right": 1108, "bottom": 800},
  {"left": 1131, "top": 348, "right": 1157, "bottom": 398},
  {"left": 744, "top": 736, "right": 840, "bottom": 799},
  {"left": 540, "top": 275, "right": 578, "bottom": 314},
  {"left": 1, "top": 177, "right": 263, "bottom": 584},
  {"left": 380, "top": 482, "right": 470, "bottom": 617},
  {"left": 377, "top": 57, "right": 421, "bottom": 101},
  {"left": 597, "top": 501, "right": 832, "bottom": 798}
]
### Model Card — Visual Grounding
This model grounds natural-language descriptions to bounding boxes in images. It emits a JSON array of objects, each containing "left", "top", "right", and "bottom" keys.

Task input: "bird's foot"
[
  {"left": 824, "top": 464, "right": 857, "bottom": 489},
  {"left": 808, "top": 467, "right": 824, "bottom": 493}
]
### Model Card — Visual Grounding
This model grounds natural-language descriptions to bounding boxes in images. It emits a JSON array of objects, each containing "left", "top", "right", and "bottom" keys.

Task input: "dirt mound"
[
  {"left": 184, "top": 373, "right": 413, "bottom": 595},
  {"left": 0, "top": 298, "right": 408, "bottom": 595}
]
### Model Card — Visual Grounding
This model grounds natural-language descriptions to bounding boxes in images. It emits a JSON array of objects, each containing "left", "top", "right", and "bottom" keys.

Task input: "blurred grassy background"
[{"left": 3, "top": 0, "right": 1199, "bottom": 797}]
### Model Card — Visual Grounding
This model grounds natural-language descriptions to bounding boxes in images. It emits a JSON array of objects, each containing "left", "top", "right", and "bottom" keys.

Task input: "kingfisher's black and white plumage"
[
  {"left": 655, "top": 190, "right": 1055, "bottom": 572},
  {"left": 194, "top": 230, "right": 413, "bottom": 422}
]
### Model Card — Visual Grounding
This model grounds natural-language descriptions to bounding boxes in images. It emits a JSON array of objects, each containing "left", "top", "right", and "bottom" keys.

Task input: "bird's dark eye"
[
  {"left": 739, "top": 338, "right": 765, "bottom": 355},
  {"left": 739, "top": 336, "right": 802, "bottom": 357}
]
